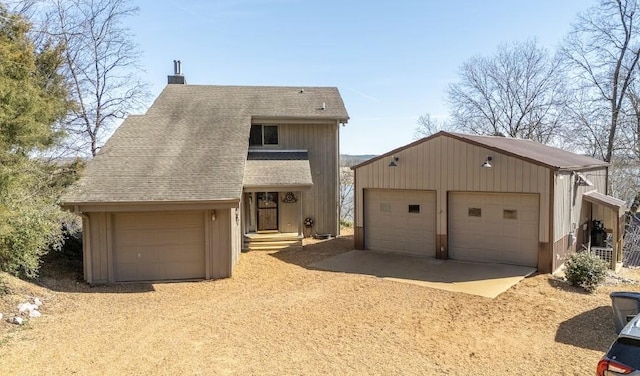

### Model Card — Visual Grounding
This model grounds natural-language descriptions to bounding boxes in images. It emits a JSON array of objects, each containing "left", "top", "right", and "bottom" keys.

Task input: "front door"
[{"left": 257, "top": 192, "right": 278, "bottom": 231}]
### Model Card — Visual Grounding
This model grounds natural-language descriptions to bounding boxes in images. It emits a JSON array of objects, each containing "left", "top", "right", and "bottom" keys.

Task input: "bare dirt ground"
[{"left": 1, "top": 228, "right": 639, "bottom": 375}]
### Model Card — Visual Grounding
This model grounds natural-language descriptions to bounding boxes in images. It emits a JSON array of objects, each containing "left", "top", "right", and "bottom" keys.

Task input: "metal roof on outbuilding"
[{"left": 353, "top": 131, "right": 608, "bottom": 171}]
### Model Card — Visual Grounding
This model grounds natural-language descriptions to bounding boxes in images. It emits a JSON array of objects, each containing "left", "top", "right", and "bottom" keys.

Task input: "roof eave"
[
  {"left": 252, "top": 115, "right": 349, "bottom": 124},
  {"left": 557, "top": 163, "right": 610, "bottom": 171},
  {"left": 62, "top": 198, "right": 241, "bottom": 209}
]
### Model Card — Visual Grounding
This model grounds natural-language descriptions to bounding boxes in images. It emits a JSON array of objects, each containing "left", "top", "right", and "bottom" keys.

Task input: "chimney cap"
[
  {"left": 168, "top": 60, "right": 186, "bottom": 84},
  {"left": 173, "top": 60, "right": 183, "bottom": 76}
]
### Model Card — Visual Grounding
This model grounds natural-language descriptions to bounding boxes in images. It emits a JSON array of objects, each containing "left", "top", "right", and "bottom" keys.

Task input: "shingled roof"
[
  {"left": 243, "top": 151, "right": 313, "bottom": 188},
  {"left": 62, "top": 85, "right": 348, "bottom": 204}
]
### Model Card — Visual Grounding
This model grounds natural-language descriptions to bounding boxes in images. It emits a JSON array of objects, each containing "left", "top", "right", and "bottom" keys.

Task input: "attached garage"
[
  {"left": 448, "top": 192, "right": 539, "bottom": 267},
  {"left": 113, "top": 212, "right": 206, "bottom": 282},
  {"left": 365, "top": 189, "right": 436, "bottom": 256}
]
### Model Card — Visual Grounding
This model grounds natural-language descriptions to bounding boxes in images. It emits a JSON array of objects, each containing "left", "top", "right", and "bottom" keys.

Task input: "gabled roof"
[
  {"left": 145, "top": 85, "right": 349, "bottom": 122},
  {"left": 447, "top": 132, "right": 607, "bottom": 170},
  {"left": 62, "top": 85, "right": 348, "bottom": 205},
  {"left": 353, "top": 131, "right": 608, "bottom": 171}
]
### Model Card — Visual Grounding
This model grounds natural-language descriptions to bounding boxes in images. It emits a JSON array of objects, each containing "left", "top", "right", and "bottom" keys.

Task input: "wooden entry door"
[{"left": 257, "top": 192, "right": 278, "bottom": 231}]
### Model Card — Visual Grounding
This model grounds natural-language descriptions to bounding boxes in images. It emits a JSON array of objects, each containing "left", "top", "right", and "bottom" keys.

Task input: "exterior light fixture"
[
  {"left": 389, "top": 156, "right": 399, "bottom": 167},
  {"left": 481, "top": 156, "right": 493, "bottom": 168},
  {"left": 211, "top": 210, "right": 216, "bottom": 221}
]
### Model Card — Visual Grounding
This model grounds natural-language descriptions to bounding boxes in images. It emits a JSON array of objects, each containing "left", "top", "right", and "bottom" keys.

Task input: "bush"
[
  {"left": 0, "top": 275, "right": 10, "bottom": 295},
  {"left": 0, "top": 158, "right": 80, "bottom": 279},
  {"left": 564, "top": 251, "right": 608, "bottom": 292},
  {"left": 339, "top": 218, "right": 353, "bottom": 228}
]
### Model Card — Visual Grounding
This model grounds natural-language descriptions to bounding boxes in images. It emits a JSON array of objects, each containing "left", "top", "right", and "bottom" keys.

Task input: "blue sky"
[{"left": 129, "top": 0, "right": 590, "bottom": 155}]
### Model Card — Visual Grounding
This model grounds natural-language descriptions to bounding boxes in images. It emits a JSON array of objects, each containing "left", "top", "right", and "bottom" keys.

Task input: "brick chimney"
[{"left": 167, "top": 60, "right": 186, "bottom": 84}]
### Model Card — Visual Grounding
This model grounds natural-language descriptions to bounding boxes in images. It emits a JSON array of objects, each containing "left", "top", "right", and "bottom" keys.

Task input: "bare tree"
[
  {"left": 339, "top": 163, "right": 354, "bottom": 224},
  {"left": 40, "top": 0, "right": 148, "bottom": 156},
  {"left": 413, "top": 113, "right": 448, "bottom": 139},
  {"left": 561, "top": 0, "right": 640, "bottom": 163},
  {"left": 448, "top": 39, "right": 567, "bottom": 144}
]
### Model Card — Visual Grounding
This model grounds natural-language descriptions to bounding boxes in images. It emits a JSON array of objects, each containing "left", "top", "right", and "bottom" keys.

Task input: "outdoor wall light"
[
  {"left": 389, "top": 156, "right": 399, "bottom": 167},
  {"left": 481, "top": 156, "right": 493, "bottom": 168},
  {"left": 211, "top": 210, "right": 216, "bottom": 221}
]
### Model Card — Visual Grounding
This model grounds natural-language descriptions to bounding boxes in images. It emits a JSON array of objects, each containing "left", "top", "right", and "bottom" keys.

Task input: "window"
[
  {"left": 408, "top": 205, "right": 420, "bottom": 213},
  {"left": 380, "top": 203, "right": 391, "bottom": 212},
  {"left": 503, "top": 209, "right": 518, "bottom": 219},
  {"left": 249, "top": 125, "right": 278, "bottom": 146},
  {"left": 468, "top": 208, "right": 481, "bottom": 217}
]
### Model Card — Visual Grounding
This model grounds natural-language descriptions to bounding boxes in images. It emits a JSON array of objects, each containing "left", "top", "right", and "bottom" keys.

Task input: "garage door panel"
[
  {"left": 113, "top": 212, "right": 205, "bottom": 281},
  {"left": 365, "top": 189, "right": 436, "bottom": 256},
  {"left": 449, "top": 192, "right": 539, "bottom": 268}
]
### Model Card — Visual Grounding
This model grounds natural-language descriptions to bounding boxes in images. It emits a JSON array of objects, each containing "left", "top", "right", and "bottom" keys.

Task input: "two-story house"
[{"left": 62, "top": 65, "right": 349, "bottom": 283}]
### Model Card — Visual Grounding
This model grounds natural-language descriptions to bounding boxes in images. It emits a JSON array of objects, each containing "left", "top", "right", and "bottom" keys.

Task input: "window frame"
[{"left": 249, "top": 124, "right": 279, "bottom": 147}]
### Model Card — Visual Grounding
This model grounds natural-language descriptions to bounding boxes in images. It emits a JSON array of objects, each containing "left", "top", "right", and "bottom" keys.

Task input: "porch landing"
[{"left": 243, "top": 232, "right": 303, "bottom": 251}]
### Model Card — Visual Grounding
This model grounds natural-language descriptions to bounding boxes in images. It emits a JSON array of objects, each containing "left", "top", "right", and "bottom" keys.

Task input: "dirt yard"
[{"left": 1, "top": 228, "right": 639, "bottom": 375}]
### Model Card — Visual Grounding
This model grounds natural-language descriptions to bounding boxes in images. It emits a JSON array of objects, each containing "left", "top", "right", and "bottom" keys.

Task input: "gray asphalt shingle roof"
[
  {"left": 243, "top": 151, "right": 313, "bottom": 188},
  {"left": 62, "top": 84, "right": 348, "bottom": 204}
]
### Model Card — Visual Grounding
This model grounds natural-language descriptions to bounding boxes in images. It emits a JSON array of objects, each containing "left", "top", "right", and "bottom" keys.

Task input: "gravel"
[{"left": 1, "top": 228, "right": 638, "bottom": 375}]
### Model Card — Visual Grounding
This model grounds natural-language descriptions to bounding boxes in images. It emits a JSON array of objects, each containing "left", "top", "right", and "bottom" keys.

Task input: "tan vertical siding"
[
  {"left": 553, "top": 167, "right": 608, "bottom": 242},
  {"left": 355, "top": 136, "right": 552, "bottom": 246},
  {"left": 209, "top": 208, "right": 232, "bottom": 279},
  {"left": 279, "top": 196, "right": 300, "bottom": 233},
  {"left": 553, "top": 172, "right": 573, "bottom": 242},
  {"left": 231, "top": 207, "right": 241, "bottom": 270},
  {"left": 87, "top": 212, "right": 110, "bottom": 283},
  {"left": 278, "top": 123, "right": 338, "bottom": 235}
]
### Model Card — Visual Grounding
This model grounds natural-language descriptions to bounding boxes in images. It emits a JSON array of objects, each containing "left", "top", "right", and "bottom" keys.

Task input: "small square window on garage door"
[
  {"left": 468, "top": 208, "right": 481, "bottom": 217},
  {"left": 503, "top": 209, "right": 517, "bottom": 219},
  {"left": 408, "top": 204, "right": 420, "bottom": 213}
]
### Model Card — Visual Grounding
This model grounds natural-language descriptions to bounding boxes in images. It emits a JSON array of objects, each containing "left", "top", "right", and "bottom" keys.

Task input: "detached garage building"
[{"left": 353, "top": 131, "right": 626, "bottom": 273}]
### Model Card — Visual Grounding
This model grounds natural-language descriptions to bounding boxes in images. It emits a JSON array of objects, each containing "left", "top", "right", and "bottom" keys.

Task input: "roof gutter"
[{"left": 62, "top": 198, "right": 242, "bottom": 213}]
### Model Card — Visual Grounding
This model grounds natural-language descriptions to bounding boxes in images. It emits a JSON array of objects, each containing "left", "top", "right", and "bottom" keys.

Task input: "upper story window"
[{"left": 250, "top": 125, "right": 278, "bottom": 146}]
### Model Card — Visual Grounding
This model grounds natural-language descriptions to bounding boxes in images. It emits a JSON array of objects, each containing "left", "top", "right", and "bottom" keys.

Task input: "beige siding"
[
  {"left": 279, "top": 197, "right": 300, "bottom": 233},
  {"left": 552, "top": 168, "right": 609, "bottom": 242},
  {"left": 277, "top": 122, "right": 339, "bottom": 235},
  {"left": 355, "top": 136, "right": 551, "bottom": 243},
  {"left": 230, "top": 207, "right": 242, "bottom": 271},
  {"left": 209, "top": 208, "right": 232, "bottom": 279},
  {"left": 86, "top": 212, "right": 110, "bottom": 283}
]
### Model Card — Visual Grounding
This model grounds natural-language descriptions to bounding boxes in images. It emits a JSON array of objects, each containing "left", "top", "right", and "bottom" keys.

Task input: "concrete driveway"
[{"left": 310, "top": 250, "right": 536, "bottom": 298}]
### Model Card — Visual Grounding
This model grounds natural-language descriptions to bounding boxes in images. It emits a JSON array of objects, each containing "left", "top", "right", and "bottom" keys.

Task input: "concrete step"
[{"left": 243, "top": 238, "right": 302, "bottom": 251}]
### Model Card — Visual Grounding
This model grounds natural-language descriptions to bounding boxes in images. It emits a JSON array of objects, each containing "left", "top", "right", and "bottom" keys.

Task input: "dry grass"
[{"left": 0, "top": 228, "right": 638, "bottom": 375}]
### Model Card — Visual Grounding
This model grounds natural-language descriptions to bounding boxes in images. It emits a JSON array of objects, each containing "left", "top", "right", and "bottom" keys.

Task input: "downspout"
[
  {"left": 336, "top": 119, "right": 341, "bottom": 236},
  {"left": 74, "top": 206, "right": 92, "bottom": 284},
  {"left": 569, "top": 171, "right": 575, "bottom": 245}
]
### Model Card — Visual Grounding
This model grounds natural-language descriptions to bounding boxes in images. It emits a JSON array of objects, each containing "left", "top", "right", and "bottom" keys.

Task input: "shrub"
[
  {"left": 0, "top": 275, "right": 10, "bottom": 295},
  {"left": 339, "top": 218, "right": 353, "bottom": 228},
  {"left": 0, "top": 158, "right": 80, "bottom": 279},
  {"left": 564, "top": 251, "right": 608, "bottom": 292}
]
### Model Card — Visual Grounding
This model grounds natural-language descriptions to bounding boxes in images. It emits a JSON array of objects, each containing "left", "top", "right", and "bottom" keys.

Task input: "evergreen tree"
[{"left": 0, "top": 5, "right": 75, "bottom": 278}]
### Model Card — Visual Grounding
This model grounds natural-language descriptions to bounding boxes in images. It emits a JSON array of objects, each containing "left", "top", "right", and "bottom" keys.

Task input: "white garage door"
[
  {"left": 113, "top": 212, "right": 206, "bottom": 282},
  {"left": 365, "top": 189, "right": 436, "bottom": 256},
  {"left": 449, "top": 192, "right": 539, "bottom": 267}
]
